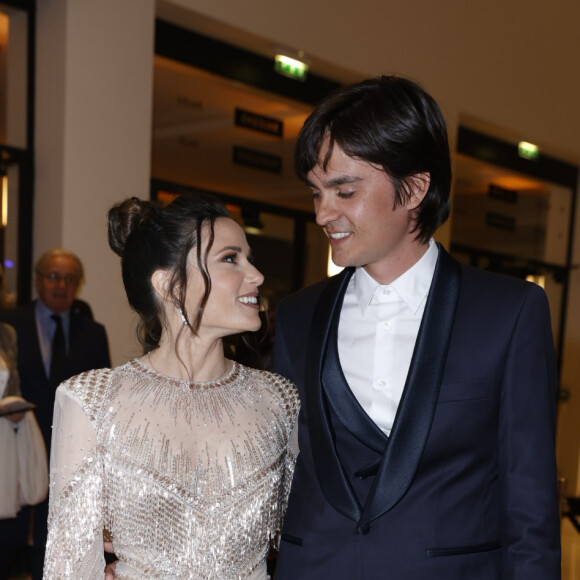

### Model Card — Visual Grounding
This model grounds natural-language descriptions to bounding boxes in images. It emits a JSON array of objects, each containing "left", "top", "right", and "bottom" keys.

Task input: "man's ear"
[
  {"left": 406, "top": 172, "right": 431, "bottom": 209},
  {"left": 151, "top": 269, "right": 171, "bottom": 301}
]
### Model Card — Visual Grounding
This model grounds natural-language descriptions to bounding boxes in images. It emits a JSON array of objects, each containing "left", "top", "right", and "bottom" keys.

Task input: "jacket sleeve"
[
  {"left": 499, "top": 283, "right": 560, "bottom": 578},
  {"left": 43, "top": 385, "right": 106, "bottom": 579}
]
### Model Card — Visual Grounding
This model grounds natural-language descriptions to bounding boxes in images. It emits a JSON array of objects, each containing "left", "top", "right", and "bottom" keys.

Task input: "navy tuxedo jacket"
[
  {"left": 0, "top": 301, "right": 110, "bottom": 453},
  {"left": 274, "top": 246, "right": 560, "bottom": 579}
]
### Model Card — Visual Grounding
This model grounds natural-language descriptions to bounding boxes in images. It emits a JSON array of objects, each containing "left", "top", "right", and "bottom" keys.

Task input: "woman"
[
  {"left": 0, "top": 321, "right": 28, "bottom": 580},
  {"left": 0, "top": 267, "right": 48, "bottom": 580},
  {"left": 43, "top": 193, "right": 300, "bottom": 579}
]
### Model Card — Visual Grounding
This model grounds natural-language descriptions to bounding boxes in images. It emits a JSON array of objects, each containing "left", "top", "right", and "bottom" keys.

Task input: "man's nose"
[{"left": 315, "top": 194, "right": 338, "bottom": 227}]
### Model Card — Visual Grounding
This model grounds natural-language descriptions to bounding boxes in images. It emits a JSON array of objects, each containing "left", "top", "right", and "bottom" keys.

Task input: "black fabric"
[{"left": 49, "top": 314, "right": 66, "bottom": 389}]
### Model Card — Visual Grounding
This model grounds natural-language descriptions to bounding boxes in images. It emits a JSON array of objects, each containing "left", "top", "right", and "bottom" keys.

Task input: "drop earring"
[{"left": 178, "top": 306, "right": 189, "bottom": 326}]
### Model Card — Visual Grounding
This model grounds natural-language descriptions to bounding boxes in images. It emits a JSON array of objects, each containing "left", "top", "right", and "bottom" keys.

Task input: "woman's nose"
[{"left": 248, "top": 264, "right": 264, "bottom": 287}]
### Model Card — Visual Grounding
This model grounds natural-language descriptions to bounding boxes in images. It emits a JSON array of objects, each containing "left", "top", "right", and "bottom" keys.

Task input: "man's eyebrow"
[{"left": 305, "top": 175, "right": 362, "bottom": 188}]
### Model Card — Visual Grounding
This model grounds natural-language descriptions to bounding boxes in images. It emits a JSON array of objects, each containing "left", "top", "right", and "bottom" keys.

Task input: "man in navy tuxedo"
[
  {"left": 273, "top": 76, "right": 560, "bottom": 579},
  {"left": 0, "top": 248, "right": 110, "bottom": 579}
]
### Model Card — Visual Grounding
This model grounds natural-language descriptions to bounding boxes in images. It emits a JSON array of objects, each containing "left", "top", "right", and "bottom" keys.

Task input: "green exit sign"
[
  {"left": 518, "top": 141, "right": 539, "bottom": 160},
  {"left": 274, "top": 54, "right": 308, "bottom": 82}
]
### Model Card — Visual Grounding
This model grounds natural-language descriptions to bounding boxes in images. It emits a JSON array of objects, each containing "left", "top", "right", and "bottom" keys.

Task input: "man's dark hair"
[{"left": 295, "top": 75, "right": 452, "bottom": 242}]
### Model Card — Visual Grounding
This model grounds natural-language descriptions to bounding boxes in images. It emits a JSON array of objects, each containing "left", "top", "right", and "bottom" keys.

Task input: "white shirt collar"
[{"left": 353, "top": 239, "right": 439, "bottom": 316}]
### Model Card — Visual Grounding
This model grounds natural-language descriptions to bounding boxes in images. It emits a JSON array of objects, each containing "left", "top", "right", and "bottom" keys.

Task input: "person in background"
[
  {"left": 273, "top": 75, "right": 560, "bottom": 579},
  {"left": 0, "top": 320, "right": 29, "bottom": 580},
  {"left": 0, "top": 248, "right": 110, "bottom": 579},
  {"left": 0, "top": 263, "right": 47, "bottom": 580},
  {"left": 44, "top": 194, "right": 299, "bottom": 579}
]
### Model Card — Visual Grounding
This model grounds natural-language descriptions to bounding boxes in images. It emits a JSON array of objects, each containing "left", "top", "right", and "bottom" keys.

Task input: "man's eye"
[
  {"left": 311, "top": 191, "right": 321, "bottom": 200},
  {"left": 338, "top": 191, "right": 355, "bottom": 199}
]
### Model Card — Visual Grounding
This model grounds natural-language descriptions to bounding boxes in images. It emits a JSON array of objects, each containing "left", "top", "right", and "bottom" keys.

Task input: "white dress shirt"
[{"left": 337, "top": 240, "right": 438, "bottom": 436}]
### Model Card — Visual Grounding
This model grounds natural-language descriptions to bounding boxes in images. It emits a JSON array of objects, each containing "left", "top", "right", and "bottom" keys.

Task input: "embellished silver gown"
[{"left": 43, "top": 359, "right": 299, "bottom": 579}]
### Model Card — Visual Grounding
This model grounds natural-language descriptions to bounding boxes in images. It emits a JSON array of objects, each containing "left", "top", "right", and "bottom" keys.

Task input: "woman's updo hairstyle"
[{"left": 108, "top": 192, "right": 229, "bottom": 351}]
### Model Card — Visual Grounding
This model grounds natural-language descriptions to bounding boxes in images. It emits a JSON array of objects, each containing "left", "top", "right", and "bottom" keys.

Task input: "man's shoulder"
[
  {"left": 456, "top": 262, "right": 546, "bottom": 311},
  {"left": 70, "top": 309, "right": 107, "bottom": 333}
]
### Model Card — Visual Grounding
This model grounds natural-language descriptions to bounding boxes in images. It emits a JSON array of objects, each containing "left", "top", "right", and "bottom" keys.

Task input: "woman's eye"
[{"left": 223, "top": 253, "right": 237, "bottom": 263}]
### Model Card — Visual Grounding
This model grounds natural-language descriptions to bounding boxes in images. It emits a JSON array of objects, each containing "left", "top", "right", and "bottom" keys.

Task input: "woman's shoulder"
[
  {"left": 239, "top": 364, "right": 299, "bottom": 412},
  {"left": 58, "top": 366, "right": 117, "bottom": 418}
]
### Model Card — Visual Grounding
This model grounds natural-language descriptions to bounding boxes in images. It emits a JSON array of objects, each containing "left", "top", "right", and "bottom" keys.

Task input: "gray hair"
[{"left": 35, "top": 248, "right": 85, "bottom": 284}]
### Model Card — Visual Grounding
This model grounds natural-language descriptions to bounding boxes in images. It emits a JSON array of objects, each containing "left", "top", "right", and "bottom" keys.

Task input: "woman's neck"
[{"left": 146, "top": 331, "right": 228, "bottom": 383}]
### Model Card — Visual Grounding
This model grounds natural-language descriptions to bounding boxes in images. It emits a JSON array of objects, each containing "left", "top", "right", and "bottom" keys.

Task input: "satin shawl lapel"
[
  {"left": 304, "top": 267, "right": 362, "bottom": 522},
  {"left": 358, "top": 245, "right": 461, "bottom": 528},
  {"left": 323, "top": 319, "right": 387, "bottom": 455}
]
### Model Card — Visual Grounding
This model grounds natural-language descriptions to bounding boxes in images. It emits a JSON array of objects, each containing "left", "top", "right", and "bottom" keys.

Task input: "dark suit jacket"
[
  {"left": 273, "top": 246, "right": 560, "bottom": 579},
  {"left": 0, "top": 301, "right": 110, "bottom": 454}
]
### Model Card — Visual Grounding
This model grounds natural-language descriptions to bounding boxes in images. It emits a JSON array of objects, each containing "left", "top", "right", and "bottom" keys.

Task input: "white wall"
[{"left": 35, "top": 0, "right": 156, "bottom": 365}]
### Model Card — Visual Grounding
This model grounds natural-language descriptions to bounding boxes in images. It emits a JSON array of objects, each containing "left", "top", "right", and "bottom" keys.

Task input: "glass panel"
[
  {"left": 1, "top": 160, "right": 19, "bottom": 306},
  {"left": 451, "top": 152, "right": 574, "bottom": 351},
  {"left": 152, "top": 55, "right": 313, "bottom": 212},
  {"left": 0, "top": 4, "right": 28, "bottom": 148},
  {"left": 452, "top": 153, "right": 571, "bottom": 267}
]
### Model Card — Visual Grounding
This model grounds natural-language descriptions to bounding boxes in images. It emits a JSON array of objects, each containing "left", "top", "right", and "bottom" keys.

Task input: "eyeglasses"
[{"left": 38, "top": 272, "right": 79, "bottom": 286}]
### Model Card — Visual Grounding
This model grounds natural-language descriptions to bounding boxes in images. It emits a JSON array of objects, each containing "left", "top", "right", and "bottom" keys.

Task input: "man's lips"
[{"left": 327, "top": 231, "right": 351, "bottom": 241}]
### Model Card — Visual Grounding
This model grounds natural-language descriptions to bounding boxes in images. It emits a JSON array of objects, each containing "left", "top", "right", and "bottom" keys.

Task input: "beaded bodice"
[{"left": 44, "top": 359, "right": 299, "bottom": 579}]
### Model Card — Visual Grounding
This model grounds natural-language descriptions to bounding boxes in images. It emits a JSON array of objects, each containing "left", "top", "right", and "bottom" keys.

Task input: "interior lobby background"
[{"left": 29, "top": 0, "right": 580, "bottom": 496}]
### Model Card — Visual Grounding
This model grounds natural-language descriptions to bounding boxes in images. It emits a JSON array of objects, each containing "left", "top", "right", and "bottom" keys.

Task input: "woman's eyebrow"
[{"left": 216, "top": 245, "right": 243, "bottom": 253}]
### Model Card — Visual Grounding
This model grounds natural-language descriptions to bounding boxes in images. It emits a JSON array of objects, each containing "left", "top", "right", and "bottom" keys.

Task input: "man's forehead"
[{"left": 45, "top": 256, "right": 78, "bottom": 271}]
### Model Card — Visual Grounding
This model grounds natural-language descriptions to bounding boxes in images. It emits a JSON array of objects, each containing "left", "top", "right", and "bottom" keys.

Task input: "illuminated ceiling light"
[
  {"left": 518, "top": 141, "right": 539, "bottom": 161},
  {"left": 1, "top": 175, "right": 7, "bottom": 227},
  {"left": 274, "top": 53, "right": 309, "bottom": 82}
]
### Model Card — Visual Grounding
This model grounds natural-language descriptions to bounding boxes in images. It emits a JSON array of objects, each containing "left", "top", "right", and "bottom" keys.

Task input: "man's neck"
[{"left": 363, "top": 240, "right": 432, "bottom": 286}]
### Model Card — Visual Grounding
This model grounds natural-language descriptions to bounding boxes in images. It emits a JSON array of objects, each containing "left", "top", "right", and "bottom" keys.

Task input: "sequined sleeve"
[
  {"left": 269, "top": 373, "right": 300, "bottom": 550},
  {"left": 44, "top": 377, "right": 107, "bottom": 579}
]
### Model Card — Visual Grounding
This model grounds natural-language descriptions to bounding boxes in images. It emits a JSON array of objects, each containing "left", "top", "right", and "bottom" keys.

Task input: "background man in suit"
[
  {"left": 0, "top": 248, "right": 110, "bottom": 579},
  {"left": 273, "top": 76, "right": 560, "bottom": 579}
]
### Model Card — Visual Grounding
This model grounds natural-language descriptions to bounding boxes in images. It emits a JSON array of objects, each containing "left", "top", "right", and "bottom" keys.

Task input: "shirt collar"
[
  {"left": 353, "top": 239, "right": 439, "bottom": 316},
  {"left": 35, "top": 299, "right": 71, "bottom": 325}
]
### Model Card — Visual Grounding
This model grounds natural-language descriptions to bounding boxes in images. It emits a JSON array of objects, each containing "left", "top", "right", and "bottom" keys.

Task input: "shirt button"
[
  {"left": 377, "top": 380, "right": 386, "bottom": 387},
  {"left": 382, "top": 288, "right": 390, "bottom": 295},
  {"left": 384, "top": 322, "right": 390, "bottom": 329}
]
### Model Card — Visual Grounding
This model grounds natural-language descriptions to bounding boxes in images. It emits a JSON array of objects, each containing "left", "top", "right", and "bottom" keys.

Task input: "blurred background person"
[
  {"left": 0, "top": 319, "right": 29, "bottom": 580},
  {"left": 0, "top": 262, "right": 47, "bottom": 580},
  {"left": 0, "top": 249, "right": 110, "bottom": 579}
]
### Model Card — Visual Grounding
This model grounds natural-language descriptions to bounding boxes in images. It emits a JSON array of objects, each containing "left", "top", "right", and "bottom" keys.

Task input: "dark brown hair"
[
  {"left": 108, "top": 192, "right": 229, "bottom": 351},
  {"left": 295, "top": 75, "right": 452, "bottom": 242}
]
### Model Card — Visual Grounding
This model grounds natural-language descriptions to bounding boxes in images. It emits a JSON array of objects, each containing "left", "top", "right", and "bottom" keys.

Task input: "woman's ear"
[
  {"left": 407, "top": 172, "right": 431, "bottom": 209},
  {"left": 151, "top": 269, "right": 171, "bottom": 301}
]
